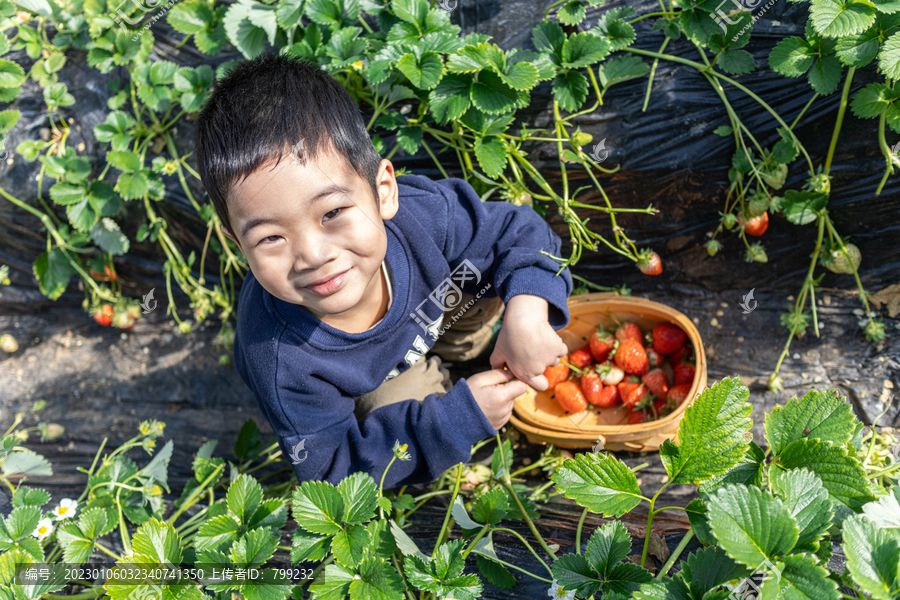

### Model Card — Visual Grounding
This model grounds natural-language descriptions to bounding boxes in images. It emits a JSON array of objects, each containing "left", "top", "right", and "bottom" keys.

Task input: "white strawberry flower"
[
  {"left": 548, "top": 579, "right": 576, "bottom": 600},
  {"left": 52, "top": 498, "right": 78, "bottom": 520},
  {"left": 32, "top": 518, "right": 53, "bottom": 541}
]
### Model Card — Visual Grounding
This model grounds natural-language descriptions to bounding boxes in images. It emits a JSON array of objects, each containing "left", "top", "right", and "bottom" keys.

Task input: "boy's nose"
[{"left": 293, "top": 233, "right": 339, "bottom": 273}]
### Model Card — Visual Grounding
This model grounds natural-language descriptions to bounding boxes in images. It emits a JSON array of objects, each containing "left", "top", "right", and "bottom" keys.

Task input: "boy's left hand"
[{"left": 490, "top": 294, "right": 568, "bottom": 392}]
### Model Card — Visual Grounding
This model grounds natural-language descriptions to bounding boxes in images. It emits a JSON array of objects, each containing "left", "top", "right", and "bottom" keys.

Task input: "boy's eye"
[
  {"left": 258, "top": 235, "right": 280, "bottom": 245},
  {"left": 323, "top": 208, "right": 342, "bottom": 221}
]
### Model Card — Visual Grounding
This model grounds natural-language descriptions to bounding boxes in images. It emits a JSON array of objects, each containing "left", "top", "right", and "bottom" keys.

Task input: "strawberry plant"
[
  {"left": 0, "top": 378, "right": 898, "bottom": 600},
  {"left": 1, "top": 0, "right": 895, "bottom": 388}
]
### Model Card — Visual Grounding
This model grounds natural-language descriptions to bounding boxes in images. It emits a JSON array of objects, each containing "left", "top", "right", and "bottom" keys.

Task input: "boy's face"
[{"left": 222, "top": 146, "right": 399, "bottom": 325}]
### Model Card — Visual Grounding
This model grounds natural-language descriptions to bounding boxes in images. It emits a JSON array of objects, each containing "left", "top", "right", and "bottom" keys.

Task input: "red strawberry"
[
  {"left": 543, "top": 362, "right": 570, "bottom": 388},
  {"left": 628, "top": 410, "right": 647, "bottom": 424},
  {"left": 597, "top": 361, "right": 624, "bottom": 386},
  {"left": 93, "top": 304, "right": 113, "bottom": 327},
  {"left": 673, "top": 363, "right": 696, "bottom": 386},
  {"left": 653, "top": 397, "right": 675, "bottom": 419},
  {"left": 554, "top": 381, "right": 588, "bottom": 413},
  {"left": 589, "top": 327, "right": 615, "bottom": 363},
  {"left": 613, "top": 339, "right": 650, "bottom": 376},
  {"left": 618, "top": 380, "right": 650, "bottom": 407},
  {"left": 667, "top": 383, "right": 692, "bottom": 406},
  {"left": 568, "top": 346, "right": 594, "bottom": 369},
  {"left": 646, "top": 347, "right": 664, "bottom": 367},
  {"left": 668, "top": 344, "right": 694, "bottom": 366},
  {"left": 580, "top": 372, "right": 603, "bottom": 405},
  {"left": 739, "top": 211, "right": 769, "bottom": 236},
  {"left": 642, "top": 368, "right": 670, "bottom": 398},
  {"left": 651, "top": 323, "right": 687, "bottom": 355},
  {"left": 593, "top": 384, "right": 620, "bottom": 408},
  {"left": 637, "top": 249, "right": 662, "bottom": 275},
  {"left": 615, "top": 322, "right": 643, "bottom": 343}
]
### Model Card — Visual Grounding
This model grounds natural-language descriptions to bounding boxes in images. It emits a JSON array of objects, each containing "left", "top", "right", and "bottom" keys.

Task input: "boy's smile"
[{"left": 222, "top": 144, "right": 399, "bottom": 333}]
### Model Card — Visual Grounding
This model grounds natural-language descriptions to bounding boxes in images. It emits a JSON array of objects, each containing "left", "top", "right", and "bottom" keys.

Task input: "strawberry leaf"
[
  {"left": 633, "top": 575, "right": 692, "bottom": 600},
  {"left": 841, "top": 514, "right": 900, "bottom": 600},
  {"left": 550, "top": 452, "right": 643, "bottom": 517},
  {"left": 292, "top": 480, "right": 344, "bottom": 535},
  {"left": 811, "top": 0, "right": 876, "bottom": 37},
  {"left": 659, "top": 377, "right": 753, "bottom": 486},
  {"left": 765, "top": 388, "right": 856, "bottom": 456},
  {"left": 585, "top": 521, "right": 631, "bottom": 578},
  {"left": 770, "top": 468, "right": 834, "bottom": 548},
  {"left": 879, "top": 30, "right": 900, "bottom": 79},
  {"left": 707, "top": 485, "right": 799, "bottom": 567},
  {"left": 861, "top": 486, "right": 900, "bottom": 530},
  {"left": 780, "top": 190, "right": 828, "bottom": 225},
  {"left": 680, "top": 546, "right": 750, "bottom": 600},
  {"left": 471, "top": 489, "right": 508, "bottom": 525},
  {"left": 337, "top": 472, "right": 377, "bottom": 526},
  {"left": 758, "top": 555, "right": 841, "bottom": 600},
  {"left": 776, "top": 438, "right": 874, "bottom": 510}
]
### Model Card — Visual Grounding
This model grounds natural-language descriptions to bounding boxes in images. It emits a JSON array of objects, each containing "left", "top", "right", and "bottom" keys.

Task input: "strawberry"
[
  {"left": 739, "top": 211, "right": 769, "bottom": 237},
  {"left": 544, "top": 362, "right": 570, "bottom": 388},
  {"left": 104, "top": 265, "right": 118, "bottom": 282},
  {"left": 112, "top": 310, "right": 135, "bottom": 330},
  {"left": 568, "top": 346, "right": 594, "bottom": 369},
  {"left": 126, "top": 304, "right": 142, "bottom": 319},
  {"left": 597, "top": 361, "right": 624, "bottom": 386},
  {"left": 589, "top": 327, "right": 615, "bottom": 363},
  {"left": 627, "top": 410, "right": 647, "bottom": 425},
  {"left": 615, "top": 322, "right": 643, "bottom": 343},
  {"left": 653, "top": 397, "right": 675, "bottom": 419},
  {"left": 613, "top": 339, "right": 649, "bottom": 376},
  {"left": 642, "top": 368, "right": 670, "bottom": 398},
  {"left": 646, "top": 347, "right": 664, "bottom": 367},
  {"left": 651, "top": 323, "right": 687, "bottom": 355},
  {"left": 637, "top": 249, "right": 662, "bottom": 275},
  {"left": 668, "top": 344, "right": 694, "bottom": 366},
  {"left": 618, "top": 379, "right": 650, "bottom": 407},
  {"left": 554, "top": 381, "right": 588, "bottom": 413},
  {"left": 593, "top": 384, "right": 620, "bottom": 408},
  {"left": 93, "top": 304, "right": 113, "bottom": 327},
  {"left": 673, "top": 363, "right": 696, "bottom": 386},
  {"left": 581, "top": 372, "right": 604, "bottom": 406},
  {"left": 667, "top": 383, "right": 692, "bottom": 406}
]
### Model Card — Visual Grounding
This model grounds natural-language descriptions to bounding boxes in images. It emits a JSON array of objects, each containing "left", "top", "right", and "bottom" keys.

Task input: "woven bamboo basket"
[{"left": 510, "top": 292, "right": 707, "bottom": 452}]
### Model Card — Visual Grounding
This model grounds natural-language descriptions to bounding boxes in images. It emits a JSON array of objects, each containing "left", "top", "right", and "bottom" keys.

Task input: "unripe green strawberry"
[
  {"left": 705, "top": 239, "right": 722, "bottom": 257},
  {"left": 745, "top": 242, "right": 768, "bottom": 263},
  {"left": 747, "top": 194, "right": 769, "bottom": 218},
  {"left": 571, "top": 128, "right": 593, "bottom": 149},
  {"left": 126, "top": 304, "right": 142, "bottom": 319},
  {"left": 722, "top": 212, "right": 738, "bottom": 230},
  {"left": 760, "top": 163, "right": 787, "bottom": 190},
  {"left": 824, "top": 243, "right": 861, "bottom": 274},
  {"left": 112, "top": 310, "right": 135, "bottom": 330}
]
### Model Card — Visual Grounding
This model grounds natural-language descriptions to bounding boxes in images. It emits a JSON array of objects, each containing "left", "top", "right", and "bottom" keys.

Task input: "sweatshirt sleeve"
[
  {"left": 270, "top": 372, "right": 497, "bottom": 488},
  {"left": 433, "top": 177, "right": 573, "bottom": 330}
]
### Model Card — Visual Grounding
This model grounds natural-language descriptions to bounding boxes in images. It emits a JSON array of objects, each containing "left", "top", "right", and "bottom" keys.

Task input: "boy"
[{"left": 195, "top": 53, "right": 573, "bottom": 488}]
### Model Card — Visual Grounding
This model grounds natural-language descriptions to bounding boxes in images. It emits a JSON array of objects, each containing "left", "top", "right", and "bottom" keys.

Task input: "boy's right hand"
[{"left": 468, "top": 369, "right": 527, "bottom": 431}]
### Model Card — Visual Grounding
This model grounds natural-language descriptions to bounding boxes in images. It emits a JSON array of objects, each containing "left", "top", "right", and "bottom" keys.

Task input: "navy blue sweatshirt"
[{"left": 232, "top": 173, "right": 573, "bottom": 488}]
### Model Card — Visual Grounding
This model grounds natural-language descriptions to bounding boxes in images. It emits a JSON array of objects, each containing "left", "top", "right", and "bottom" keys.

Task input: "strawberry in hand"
[
  {"left": 554, "top": 381, "right": 588, "bottom": 413},
  {"left": 543, "top": 361, "right": 570, "bottom": 388},
  {"left": 568, "top": 345, "right": 594, "bottom": 369}
]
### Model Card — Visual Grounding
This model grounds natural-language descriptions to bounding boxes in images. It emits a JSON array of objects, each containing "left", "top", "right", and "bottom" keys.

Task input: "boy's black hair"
[{"left": 194, "top": 52, "right": 384, "bottom": 241}]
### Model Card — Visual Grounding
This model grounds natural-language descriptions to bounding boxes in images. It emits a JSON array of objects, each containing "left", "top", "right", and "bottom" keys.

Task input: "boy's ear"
[
  {"left": 222, "top": 227, "right": 242, "bottom": 252},
  {"left": 375, "top": 159, "right": 399, "bottom": 220}
]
